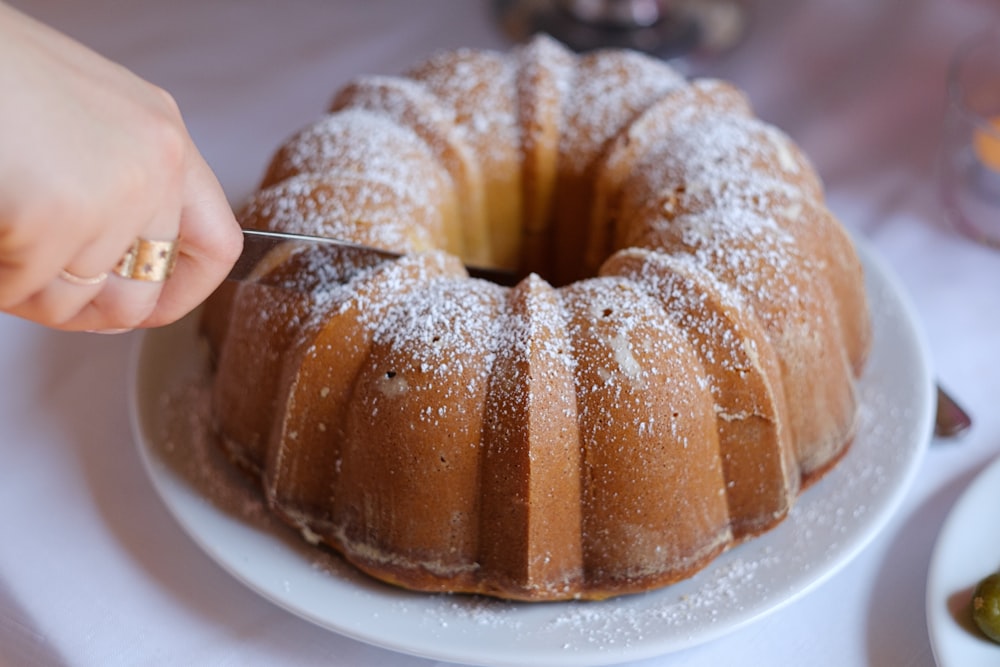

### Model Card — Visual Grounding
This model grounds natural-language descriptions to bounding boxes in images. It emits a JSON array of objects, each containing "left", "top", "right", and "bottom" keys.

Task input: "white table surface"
[{"left": 2, "top": 1, "right": 999, "bottom": 665}]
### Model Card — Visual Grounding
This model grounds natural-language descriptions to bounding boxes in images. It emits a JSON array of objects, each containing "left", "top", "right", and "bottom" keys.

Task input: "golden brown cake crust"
[{"left": 201, "top": 35, "right": 871, "bottom": 601}]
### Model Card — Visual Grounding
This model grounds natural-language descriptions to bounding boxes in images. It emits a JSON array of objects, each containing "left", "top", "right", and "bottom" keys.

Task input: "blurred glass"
[{"left": 941, "top": 30, "right": 1000, "bottom": 247}]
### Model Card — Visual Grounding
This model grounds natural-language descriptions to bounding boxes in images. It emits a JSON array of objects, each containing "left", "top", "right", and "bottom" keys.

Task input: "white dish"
[
  {"left": 129, "top": 240, "right": 933, "bottom": 667},
  {"left": 927, "top": 454, "right": 1000, "bottom": 665}
]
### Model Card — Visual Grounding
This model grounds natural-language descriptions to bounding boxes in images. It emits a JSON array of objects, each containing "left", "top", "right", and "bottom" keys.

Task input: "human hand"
[{"left": 0, "top": 3, "right": 242, "bottom": 332}]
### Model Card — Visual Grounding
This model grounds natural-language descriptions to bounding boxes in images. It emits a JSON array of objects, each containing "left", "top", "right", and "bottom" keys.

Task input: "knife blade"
[{"left": 229, "top": 229, "right": 518, "bottom": 286}]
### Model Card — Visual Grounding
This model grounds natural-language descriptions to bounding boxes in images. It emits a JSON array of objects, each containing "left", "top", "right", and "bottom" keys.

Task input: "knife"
[{"left": 229, "top": 229, "right": 518, "bottom": 286}]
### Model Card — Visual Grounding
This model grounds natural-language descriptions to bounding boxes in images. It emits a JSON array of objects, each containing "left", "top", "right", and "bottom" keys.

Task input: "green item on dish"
[{"left": 972, "top": 572, "right": 1000, "bottom": 643}]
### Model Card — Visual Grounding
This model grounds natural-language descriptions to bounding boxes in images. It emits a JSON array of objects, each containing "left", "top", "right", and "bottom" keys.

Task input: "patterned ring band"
[{"left": 112, "top": 237, "right": 179, "bottom": 282}]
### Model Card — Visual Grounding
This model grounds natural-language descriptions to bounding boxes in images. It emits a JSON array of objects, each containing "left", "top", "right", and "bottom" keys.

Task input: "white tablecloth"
[{"left": 2, "top": 1, "right": 999, "bottom": 665}]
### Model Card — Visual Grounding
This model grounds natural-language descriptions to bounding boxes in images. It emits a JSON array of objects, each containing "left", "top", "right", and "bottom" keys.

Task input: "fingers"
[
  {"left": 7, "top": 147, "right": 241, "bottom": 333},
  {"left": 0, "top": 195, "right": 110, "bottom": 310},
  {"left": 0, "top": 5, "right": 241, "bottom": 332},
  {"left": 140, "top": 149, "right": 242, "bottom": 329},
  {"left": 6, "top": 273, "right": 107, "bottom": 329},
  {"left": 6, "top": 228, "right": 179, "bottom": 333}
]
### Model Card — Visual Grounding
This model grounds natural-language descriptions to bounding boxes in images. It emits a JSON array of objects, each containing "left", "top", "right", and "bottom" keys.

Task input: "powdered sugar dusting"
[
  {"left": 603, "top": 248, "right": 759, "bottom": 402},
  {"left": 332, "top": 75, "right": 457, "bottom": 134},
  {"left": 267, "top": 109, "right": 437, "bottom": 190},
  {"left": 257, "top": 109, "right": 454, "bottom": 247},
  {"left": 560, "top": 49, "right": 685, "bottom": 172},
  {"left": 155, "top": 366, "right": 272, "bottom": 524},
  {"left": 241, "top": 174, "right": 436, "bottom": 253},
  {"left": 632, "top": 111, "right": 821, "bottom": 206},
  {"left": 407, "top": 47, "right": 520, "bottom": 172},
  {"left": 363, "top": 276, "right": 506, "bottom": 395},
  {"left": 626, "top": 202, "right": 807, "bottom": 328}
]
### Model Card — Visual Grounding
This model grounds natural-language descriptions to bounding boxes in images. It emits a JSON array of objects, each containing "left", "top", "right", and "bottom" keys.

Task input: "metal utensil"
[{"left": 230, "top": 229, "right": 519, "bottom": 286}]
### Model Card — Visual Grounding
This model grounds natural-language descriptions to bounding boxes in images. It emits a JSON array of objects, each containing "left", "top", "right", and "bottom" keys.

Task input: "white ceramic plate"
[
  {"left": 926, "top": 454, "right": 1000, "bottom": 665},
  {"left": 129, "top": 240, "right": 933, "bottom": 667}
]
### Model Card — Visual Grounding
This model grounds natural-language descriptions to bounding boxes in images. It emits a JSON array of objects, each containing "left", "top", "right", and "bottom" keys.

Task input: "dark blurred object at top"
[{"left": 495, "top": 0, "right": 747, "bottom": 60}]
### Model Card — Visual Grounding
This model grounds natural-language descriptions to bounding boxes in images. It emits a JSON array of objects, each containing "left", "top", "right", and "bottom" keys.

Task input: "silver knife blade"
[
  {"left": 229, "top": 229, "right": 517, "bottom": 286},
  {"left": 228, "top": 229, "right": 400, "bottom": 282}
]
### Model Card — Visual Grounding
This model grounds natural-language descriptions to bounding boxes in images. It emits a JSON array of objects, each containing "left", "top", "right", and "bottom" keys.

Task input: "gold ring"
[
  {"left": 112, "top": 237, "right": 179, "bottom": 282},
  {"left": 59, "top": 269, "right": 108, "bottom": 286}
]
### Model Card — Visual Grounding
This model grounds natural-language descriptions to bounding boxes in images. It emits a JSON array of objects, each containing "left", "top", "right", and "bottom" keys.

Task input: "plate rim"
[
  {"left": 926, "top": 453, "right": 1000, "bottom": 666},
  {"left": 128, "top": 238, "right": 935, "bottom": 667}
]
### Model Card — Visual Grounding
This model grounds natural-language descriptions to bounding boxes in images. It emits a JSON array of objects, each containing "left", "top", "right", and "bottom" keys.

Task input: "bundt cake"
[{"left": 201, "top": 35, "right": 872, "bottom": 601}]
